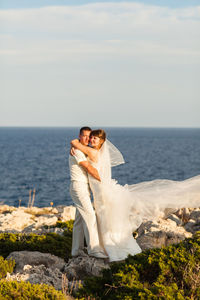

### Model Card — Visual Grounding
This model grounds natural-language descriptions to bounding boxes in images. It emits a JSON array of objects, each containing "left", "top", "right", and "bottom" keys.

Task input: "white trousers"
[{"left": 70, "top": 181, "right": 103, "bottom": 256}]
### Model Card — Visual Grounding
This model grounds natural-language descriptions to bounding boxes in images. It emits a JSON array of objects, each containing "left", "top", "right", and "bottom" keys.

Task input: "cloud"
[
  {"left": 0, "top": 2, "right": 200, "bottom": 65},
  {"left": 0, "top": 2, "right": 199, "bottom": 127}
]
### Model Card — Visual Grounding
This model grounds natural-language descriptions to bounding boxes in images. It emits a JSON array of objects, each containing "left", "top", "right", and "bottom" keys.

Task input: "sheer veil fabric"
[{"left": 88, "top": 140, "right": 200, "bottom": 262}]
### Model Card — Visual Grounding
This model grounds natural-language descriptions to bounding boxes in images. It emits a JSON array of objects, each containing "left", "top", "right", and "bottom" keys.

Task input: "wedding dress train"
[{"left": 88, "top": 140, "right": 200, "bottom": 262}]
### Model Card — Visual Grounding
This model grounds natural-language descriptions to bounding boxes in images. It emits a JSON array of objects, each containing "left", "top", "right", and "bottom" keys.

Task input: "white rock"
[
  {"left": 7, "top": 251, "right": 66, "bottom": 273},
  {"left": 167, "top": 214, "right": 182, "bottom": 226},
  {"left": 0, "top": 209, "right": 35, "bottom": 231},
  {"left": 175, "top": 208, "right": 190, "bottom": 220},
  {"left": 6, "top": 264, "right": 63, "bottom": 290},
  {"left": 64, "top": 255, "right": 110, "bottom": 280},
  {"left": 0, "top": 205, "right": 16, "bottom": 213},
  {"left": 190, "top": 210, "right": 200, "bottom": 221},
  {"left": 136, "top": 218, "right": 192, "bottom": 250},
  {"left": 184, "top": 219, "right": 199, "bottom": 233},
  {"left": 34, "top": 216, "right": 58, "bottom": 228},
  {"left": 60, "top": 206, "right": 76, "bottom": 221}
]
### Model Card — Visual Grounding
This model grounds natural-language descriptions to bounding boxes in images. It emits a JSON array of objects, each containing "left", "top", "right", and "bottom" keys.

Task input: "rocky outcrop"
[
  {"left": 136, "top": 219, "right": 192, "bottom": 250},
  {"left": 0, "top": 208, "right": 35, "bottom": 232},
  {"left": 7, "top": 251, "right": 66, "bottom": 273},
  {"left": 136, "top": 208, "right": 200, "bottom": 250},
  {"left": 0, "top": 205, "right": 76, "bottom": 234},
  {"left": 6, "top": 251, "right": 109, "bottom": 290},
  {"left": 6, "top": 251, "right": 67, "bottom": 290},
  {"left": 64, "top": 255, "right": 110, "bottom": 280},
  {"left": 6, "top": 264, "right": 63, "bottom": 290}
]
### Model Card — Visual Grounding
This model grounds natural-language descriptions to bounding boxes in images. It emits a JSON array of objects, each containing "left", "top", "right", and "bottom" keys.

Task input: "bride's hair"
[{"left": 90, "top": 129, "right": 106, "bottom": 147}]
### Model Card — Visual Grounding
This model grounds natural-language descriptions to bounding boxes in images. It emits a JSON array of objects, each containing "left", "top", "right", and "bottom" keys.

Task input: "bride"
[{"left": 71, "top": 129, "right": 200, "bottom": 262}]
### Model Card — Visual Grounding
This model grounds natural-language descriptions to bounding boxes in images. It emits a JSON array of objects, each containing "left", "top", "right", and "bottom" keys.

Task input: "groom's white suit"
[{"left": 69, "top": 128, "right": 107, "bottom": 258}]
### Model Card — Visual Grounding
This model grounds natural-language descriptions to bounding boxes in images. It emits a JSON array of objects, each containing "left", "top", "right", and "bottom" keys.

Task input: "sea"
[{"left": 0, "top": 127, "right": 200, "bottom": 208}]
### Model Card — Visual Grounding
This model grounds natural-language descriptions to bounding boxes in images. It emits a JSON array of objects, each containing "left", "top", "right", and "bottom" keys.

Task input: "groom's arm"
[
  {"left": 72, "top": 148, "right": 101, "bottom": 181},
  {"left": 79, "top": 161, "right": 101, "bottom": 182}
]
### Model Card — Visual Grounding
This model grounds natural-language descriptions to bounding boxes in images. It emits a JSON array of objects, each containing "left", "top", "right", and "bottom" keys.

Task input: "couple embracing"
[
  {"left": 69, "top": 127, "right": 200, "bottom": 262},
  {"left": 69, "top": 126, "right": 141, "bottom": 262}
]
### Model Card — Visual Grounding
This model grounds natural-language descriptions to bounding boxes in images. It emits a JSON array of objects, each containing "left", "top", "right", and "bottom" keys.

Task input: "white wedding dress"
[{"left": 88, "top": 140, "right": 200, "bottom": 262}]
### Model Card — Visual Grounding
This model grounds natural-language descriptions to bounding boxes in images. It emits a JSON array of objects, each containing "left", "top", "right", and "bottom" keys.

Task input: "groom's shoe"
[{"left": 90, "top": 251, "right": 108, "bottom": 259}]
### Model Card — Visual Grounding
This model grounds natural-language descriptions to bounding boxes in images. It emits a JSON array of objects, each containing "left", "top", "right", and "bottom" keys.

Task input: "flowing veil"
[{"left": 97, "top": 139, "right": 125, "bottom": 183}]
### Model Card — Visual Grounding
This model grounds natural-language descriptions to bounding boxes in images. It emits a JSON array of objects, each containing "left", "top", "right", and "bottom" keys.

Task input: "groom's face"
[{"left": 79, "top": 130, "right": 91, "bottom": 146}]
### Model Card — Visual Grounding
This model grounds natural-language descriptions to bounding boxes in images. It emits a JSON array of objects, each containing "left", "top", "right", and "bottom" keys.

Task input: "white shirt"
[{"left": 69, "top": 149, "right": 89, "bottom": 183}]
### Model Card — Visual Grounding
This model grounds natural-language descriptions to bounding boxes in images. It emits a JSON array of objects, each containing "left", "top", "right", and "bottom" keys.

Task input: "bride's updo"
[{"left": 90, "top": 129, "right": 106, "bottom": 148}]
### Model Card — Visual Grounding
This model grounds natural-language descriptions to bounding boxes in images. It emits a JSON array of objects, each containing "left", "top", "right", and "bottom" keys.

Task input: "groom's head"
[{"left": 79, "top": 126, "right": 92, "bottom": 146}]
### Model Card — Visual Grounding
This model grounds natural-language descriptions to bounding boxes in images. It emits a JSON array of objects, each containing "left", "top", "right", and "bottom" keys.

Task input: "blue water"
[{"left": 0, "top": 127, "right": 200, "bottom": 207}]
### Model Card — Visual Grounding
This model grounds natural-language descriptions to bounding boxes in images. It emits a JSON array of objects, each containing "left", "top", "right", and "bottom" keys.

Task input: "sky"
[{"left": 0, "top": 0, "right": 200, "bottom": 127}]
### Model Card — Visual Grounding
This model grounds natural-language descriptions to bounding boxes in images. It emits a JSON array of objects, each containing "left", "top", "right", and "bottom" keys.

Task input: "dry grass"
[{"left": 61, "top": 274, "right": 96, "bottom": 300}]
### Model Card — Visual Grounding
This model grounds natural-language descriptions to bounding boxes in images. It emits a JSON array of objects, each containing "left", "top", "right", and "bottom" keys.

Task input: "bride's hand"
[{"left": 71, "top": 139, "right": 79, "bottom": 147}]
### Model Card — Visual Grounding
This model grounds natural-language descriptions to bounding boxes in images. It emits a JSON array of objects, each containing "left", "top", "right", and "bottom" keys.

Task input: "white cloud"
[{"left": 0, "top": 3, "right": 200, "bottom": 64}]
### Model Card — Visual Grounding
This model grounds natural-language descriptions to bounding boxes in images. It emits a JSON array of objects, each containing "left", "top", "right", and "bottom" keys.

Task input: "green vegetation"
[
  {"left": 0, "top": 221, "right": 73, "bottom": 261},
  {"left": 0, "top": 280, "right": 67, "bottom": 299},
  {"left": 44, "top": 220, "right": 74, "bottom": 231},
  {"left": 56, "top": 220, "right": 74, "bottom": 231},
  {"left": 0, "top": 256, "right": 15, "bottom": 280},
  {"left": 78, "top": 232, "right": 200, "bottom": 299}
]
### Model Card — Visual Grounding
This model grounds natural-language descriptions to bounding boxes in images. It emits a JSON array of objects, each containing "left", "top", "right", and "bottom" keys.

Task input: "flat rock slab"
[
  {"left": 7, "top": 251, "right": 66, "bottom": 273},
  {"left": 136, "top": 219, "right": 192, "bottom": 250},
  {"left": 0, "top": 209, "right": 35, "bottom": 232},
  {"left": 64, "top": 255, "right": 110, "bottom": 280},
  {"left": 6, "top": 264, "right": 63, "bottom": 290}
]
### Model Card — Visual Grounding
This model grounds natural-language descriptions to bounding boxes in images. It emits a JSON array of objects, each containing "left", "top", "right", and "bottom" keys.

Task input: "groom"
[{"left": 69, "top": 126, "right": 107, "bottom": 258}]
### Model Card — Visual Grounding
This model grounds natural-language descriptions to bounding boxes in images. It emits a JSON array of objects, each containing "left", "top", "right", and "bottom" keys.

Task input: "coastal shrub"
[
  {"left": 78, "top": 232, "right": 200, "bottom": 299},
  {"left": 0, "top": 256, "right": 15, "bottom": 279},
  {"left": 56, "top": 220, "right": 74, "bottom": 232},
  {"left": 0, "top": 231, "right": 72, "bottom": 261},
  {"left": 0, "top": 280, "right": 67, "bottom": 299},
  {"left": 44, "top": 220, "right": 74, "bottom": 232}
]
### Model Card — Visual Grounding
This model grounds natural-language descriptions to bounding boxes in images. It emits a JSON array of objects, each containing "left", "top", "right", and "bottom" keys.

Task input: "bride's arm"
[
  {"left": 79, "top": 161, "right": 101, "bottom": 181},
  {"left": 71, "top": 139, "right": 97, "bottom": 161}
]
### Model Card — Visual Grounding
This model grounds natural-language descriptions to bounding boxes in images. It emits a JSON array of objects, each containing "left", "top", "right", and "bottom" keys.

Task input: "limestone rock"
[
  {"left": 0, "top": 205, "right": 16, "bottom": 214},
  {"left": 34, "top": 215, "right": 58, "bottom": 228},
  {"left": 0, "top": 205, "right": 76, "bottom": 233},
  {"left": 64, "top": 255, "right": 110, "bottom": 280},
  {"left": 136, "top": 219, "right": 192, "bottom": 250},
  {"left": 0, "top": 208, "right": 35, "bottom": 232},
  {"left": 60, "top": 206, "right": 76, "bottom": 221},
  {"left": 190, "top": 209, "right": 200, "bottom": 221},
  {"left": 6, "top": 264, "right": 63, "bottom": 290},
  {"left": 6, "top": 251, "right": 66, "bottom": 273},
  {"left": 184, "top": 219, "right": 200, "bottom": 233},
  {"left": 174, "top": 208, "right": 191, "bottom": 222},
  {"left": 167, "top": 214, "right": 182, "bottom": 226}
]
